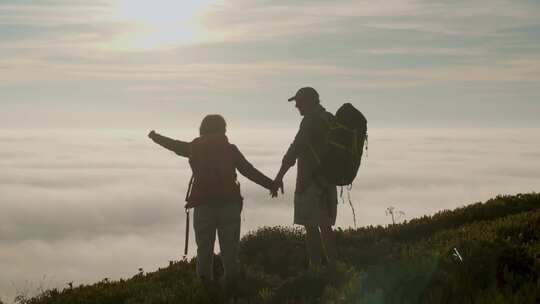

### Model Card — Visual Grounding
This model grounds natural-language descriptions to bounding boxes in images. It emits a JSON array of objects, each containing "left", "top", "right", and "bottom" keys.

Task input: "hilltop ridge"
[{"left": 18, "top": 192, "right": 540, "bottom": 304}]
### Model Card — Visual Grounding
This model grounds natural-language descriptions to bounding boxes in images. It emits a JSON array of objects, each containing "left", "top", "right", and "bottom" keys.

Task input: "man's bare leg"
[
  {"left": 304, "top": 225, "right": 323, "bottom": 267},
  {"left": 320, "top": 225, "right": 337, "bottom": 265}
]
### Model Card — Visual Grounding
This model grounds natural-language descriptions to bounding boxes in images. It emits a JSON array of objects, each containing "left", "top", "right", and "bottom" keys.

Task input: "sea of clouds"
[{"left": 1, "top": 127, "right": 540, "bottom": 301}]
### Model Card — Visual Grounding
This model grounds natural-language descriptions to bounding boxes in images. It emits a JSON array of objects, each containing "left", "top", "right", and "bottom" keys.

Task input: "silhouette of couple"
[{"left": 148, "top": 87, "right": 338, "bottom": 285}]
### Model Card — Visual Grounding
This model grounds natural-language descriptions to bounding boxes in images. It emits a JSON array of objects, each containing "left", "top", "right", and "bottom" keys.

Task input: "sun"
[{"left": 110, "top": 0, "right": 213, "bottom": 51}]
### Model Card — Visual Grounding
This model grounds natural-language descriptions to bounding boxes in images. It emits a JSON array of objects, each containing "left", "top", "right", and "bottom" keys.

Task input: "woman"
[{"left": 148, "top": 114, "right": 277, "bottom": 283}]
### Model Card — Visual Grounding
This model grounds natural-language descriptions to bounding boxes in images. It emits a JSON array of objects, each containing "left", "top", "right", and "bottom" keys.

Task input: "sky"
[
  {"left": 1, "top": 0, "right": 539, "bottom": 129},
  {"left": 1, "top": 0, "right": 540, "bottom": 302}
]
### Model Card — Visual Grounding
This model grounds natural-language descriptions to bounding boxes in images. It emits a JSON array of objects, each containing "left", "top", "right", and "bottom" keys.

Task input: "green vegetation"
[{"left": 19, "top": 193, "right": 540, "bottom": 303}]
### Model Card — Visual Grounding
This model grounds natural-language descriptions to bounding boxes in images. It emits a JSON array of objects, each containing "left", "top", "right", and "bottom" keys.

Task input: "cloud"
[
  {"left": 201, "top": 0, "right": 540, "bottom": 42},
  {"left": 0, "top": 129, "right": 291, "bottom": 245},
  {"left": 1, "top": 128, "right": 540, "bottom": 300},
  {"left": 0, "top": 1, "right": 113, "bottom": 26},
  {"left": 0, "top": 233, "right": 186, "bottom": 302},
  {"left": 2, "top": 0, "right": 539, "bottom": 83},
  {"left": 4, "top": 53, "right": 538, "bottom": 93},
  {"left": 1, "top": 0, "right": 539, "bottom": 133}
]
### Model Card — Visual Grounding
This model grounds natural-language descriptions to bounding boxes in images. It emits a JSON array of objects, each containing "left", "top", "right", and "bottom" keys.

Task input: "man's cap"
[{"left": 287, "top": 87, "right": 319, "bottom": 102}]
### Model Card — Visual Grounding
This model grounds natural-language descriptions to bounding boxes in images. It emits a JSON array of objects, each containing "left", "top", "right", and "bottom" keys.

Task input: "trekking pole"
[
  {"left": 184, "top": 208, "right": 190, "bottom": 257},
  {"left": 183, "top": 175, "right": 194, "bottom": 258}
]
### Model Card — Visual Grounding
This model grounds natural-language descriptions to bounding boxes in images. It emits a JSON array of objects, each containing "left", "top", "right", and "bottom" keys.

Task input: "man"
[{"left": 274, "top": 87, "right": 338, "bottom": 267}]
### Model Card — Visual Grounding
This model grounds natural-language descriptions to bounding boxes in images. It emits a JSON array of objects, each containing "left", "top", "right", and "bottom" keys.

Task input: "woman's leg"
[
  {"left": 217, "top": 201, "right": 242, "bottom": 281},
  {"left": 194, "top": 205, "right": 217, "bottom": 280}
]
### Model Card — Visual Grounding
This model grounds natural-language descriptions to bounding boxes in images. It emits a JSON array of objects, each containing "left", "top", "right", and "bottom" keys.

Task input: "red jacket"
[{"left": 186, "top": 135, "right": 242, "bottom": 208}]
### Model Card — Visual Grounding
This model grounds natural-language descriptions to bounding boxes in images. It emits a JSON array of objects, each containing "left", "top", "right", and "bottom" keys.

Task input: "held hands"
[
  {"left": 275, "top": 178, "right": 284, "bottom": 195},
  {"left": 269, "top": 178, "right": 284, "bottom": 198}
]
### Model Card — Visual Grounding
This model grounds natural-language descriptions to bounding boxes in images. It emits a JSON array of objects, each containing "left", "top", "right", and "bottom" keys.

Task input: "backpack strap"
[
  {"left": 308, "top": 144, "right": 322, "bottom": 165},
  {"left": 307, "top": 110, "right": 335, "bottom": 165},
  {"left": 365, "top": 133, "right": 368, "bottom": 158}
]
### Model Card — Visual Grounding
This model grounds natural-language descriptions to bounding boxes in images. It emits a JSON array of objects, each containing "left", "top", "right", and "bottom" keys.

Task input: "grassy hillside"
[{"left": 17, "top": 193, "right": 540, "bottom": 304}]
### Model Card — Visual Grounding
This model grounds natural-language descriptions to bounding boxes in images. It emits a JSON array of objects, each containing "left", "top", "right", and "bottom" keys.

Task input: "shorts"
[{"left": 294, "top": 181, "right": 337, "bottom": 226}]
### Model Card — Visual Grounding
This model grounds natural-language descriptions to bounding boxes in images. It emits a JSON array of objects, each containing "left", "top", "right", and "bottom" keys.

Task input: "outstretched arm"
[{"left": 148, "top": 130, "right": 190, "bottom": 158}]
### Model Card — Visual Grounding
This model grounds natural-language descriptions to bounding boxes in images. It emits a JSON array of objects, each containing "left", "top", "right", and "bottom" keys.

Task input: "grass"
[{"left": 16, "top": 192, "right": 540, "bottom": 304}]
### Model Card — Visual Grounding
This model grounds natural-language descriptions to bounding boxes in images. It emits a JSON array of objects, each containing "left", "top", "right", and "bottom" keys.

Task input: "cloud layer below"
[{"left": 1, "top": 127, "right": 540, "bottom": 301}]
